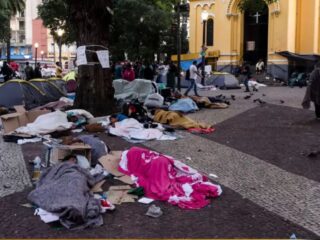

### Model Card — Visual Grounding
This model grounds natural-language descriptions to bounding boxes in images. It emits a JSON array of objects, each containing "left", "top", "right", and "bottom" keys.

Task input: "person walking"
[
  {"left": 24, "top": 62, "right": 34, "bottom": 81},
  {"left": 241, "top": 63, "right": 251, "bottom": 92},
  {"left": 184, "top": 60, "right": 200, "bottom": 97},
  {"left": 308, "top": 62, "right": 320, "bottom": 119}
]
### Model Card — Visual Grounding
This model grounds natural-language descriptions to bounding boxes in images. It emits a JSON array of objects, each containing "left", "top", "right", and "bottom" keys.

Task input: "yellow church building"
[{"left": 182, "top": 0, "right": 320, "bottom": 80}]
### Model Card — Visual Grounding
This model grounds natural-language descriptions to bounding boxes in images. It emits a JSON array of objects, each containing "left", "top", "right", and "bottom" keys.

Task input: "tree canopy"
[
  {"left": 238, "top": 0, "right": 277, "bottom": 13},
  {"left": 38, "top": 0, "right": 188, "bottom": 62},
  {"left": 0, "top": 0, "right": 25, "bottom": 42}
]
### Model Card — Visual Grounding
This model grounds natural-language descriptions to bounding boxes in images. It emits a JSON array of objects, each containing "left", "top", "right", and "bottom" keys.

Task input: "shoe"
[{"left": 244, "top": 90, "right": 250, "bottom": 92}]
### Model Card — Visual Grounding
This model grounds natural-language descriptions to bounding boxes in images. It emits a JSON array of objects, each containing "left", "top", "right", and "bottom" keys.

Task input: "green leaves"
[
  {"left": 237, "top": 0, "right": 276, "bottom": 13},
  {"left": 0, "top": 0, "right": 25, "bottom": 42}
]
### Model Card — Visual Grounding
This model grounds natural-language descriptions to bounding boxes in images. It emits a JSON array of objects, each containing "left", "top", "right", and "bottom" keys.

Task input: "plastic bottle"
[{"left": 32, "top": 156, "right": 41, "bottom": 181}]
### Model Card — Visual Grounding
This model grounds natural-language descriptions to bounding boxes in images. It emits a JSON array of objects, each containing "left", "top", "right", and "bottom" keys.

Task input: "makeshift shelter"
[
  {"left": 30, "top": 79, "right": 67, "bottom": 103},
  {"left": 0, "top": 80, "right": 46, "bottom": 109},
  {"left": 113, "top": 79, "right": 157, "bottom": 102},
  {"left": 206, "top": 72, "right": 240, "bottom": 89}
]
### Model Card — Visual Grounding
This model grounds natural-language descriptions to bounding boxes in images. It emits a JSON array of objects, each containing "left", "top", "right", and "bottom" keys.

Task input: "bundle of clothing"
[
  {"left": 119, "top": 147, "right": 222, "bottom": 209},
  {"left": 28, "top": 162, "right": 106, "bottom": 229},
  {"left": 108, "top": 118, "right": 176, "bottom": 142}
]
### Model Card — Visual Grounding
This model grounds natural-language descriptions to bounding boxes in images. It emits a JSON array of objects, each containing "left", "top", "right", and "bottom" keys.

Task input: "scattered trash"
[
  {"left": 262, "top": 94, "right": 266, "bottom": 97},
  {"left": 20, "top": 203, "right": 33, "bottom": 208},
  {"left": 290, "top": 233, "right": 297, "bottom": 239},
  {"left": 280, "top": 100, "right": 285, "bottom": 104},
  {"left": 307, "top": 151, "right": 319, "bottom": 158},
  {"left": 145, "top": 204, "right": 163, "bottom": 218},
  {"left": 32, "top": 156, "right": 42, "bottom": 181},
  {"left": 3, "top": 183, "right": 11, "bottom": 189},
  {"left": 209, "top": 173, "right": 218, "bottom": 179},
  {"left": 186, "top": 157, "right": 192, "bottom": 161},
  {"left": 244, "top": 95, "right": 251, "bottom": 100},
  {"left": 138, "top": 197, "right": 154, "bottom": 204},
  {"left": 231, "top": 95, "right": 236, "bottom": 101},
  {"left": 253, "top": 99, "right": 266, "bottom": 105}
]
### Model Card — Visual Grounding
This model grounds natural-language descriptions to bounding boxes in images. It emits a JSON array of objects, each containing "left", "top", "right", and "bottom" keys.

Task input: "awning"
[{"left": 277, "top": 51, "right": 320, "bottom": 62}]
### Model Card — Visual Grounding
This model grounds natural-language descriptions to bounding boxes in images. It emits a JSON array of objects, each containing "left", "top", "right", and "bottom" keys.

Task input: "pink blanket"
[{"left": 118, "top": 147, "right": 222, "bottom": 209}]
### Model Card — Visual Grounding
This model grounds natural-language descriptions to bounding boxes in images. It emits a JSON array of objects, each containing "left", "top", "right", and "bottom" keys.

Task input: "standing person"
[
  {"left": 122, "top": 63, "right": 135, "bottom": 81},
  {"left": 308, "top": 62, "right": 320, "bottom": 119},
  {"left": 167, "top": 61, "right": 178, "bottom": 92},
  {"left": 256, "top": 59, "right": 265, "bottom": 75},
  {"left": 241, "top": 63, "right": 251, "bottom": 92},
  {"left": 55, "top": 62, "right": 63, "bottom": 78},
  {"left": 184, "top": 60, "right": 200, "bottom": 97},
  {"left": 0, "top": 61, "right": 13, "bottom": 82},
  {"left": 34, "top": 62, "right": 42, "bottom": 78},
  {"left": 24, "top": 62, "right": 34, "bottom": 81},
  {"left": 144, "top": 61, "right": 154, "bottom": 80},
  {"left": 114, "top": 61, "right": 123, "bottom": 79},
  {"left": 41, "top": 64, "right": 51, "bottom": 78}
]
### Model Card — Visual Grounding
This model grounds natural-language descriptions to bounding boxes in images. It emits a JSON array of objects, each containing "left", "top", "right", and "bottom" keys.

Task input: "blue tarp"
[{"left": 180, "top": 58, "right": 202, "bottom": 71}]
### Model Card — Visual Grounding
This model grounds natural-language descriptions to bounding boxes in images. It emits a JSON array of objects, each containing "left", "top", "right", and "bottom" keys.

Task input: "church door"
[{"left": 243, "top": 4, "right": 269, "bottom": 64}]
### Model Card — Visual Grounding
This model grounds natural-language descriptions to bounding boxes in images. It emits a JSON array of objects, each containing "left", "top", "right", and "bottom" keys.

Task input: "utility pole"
[{"left": 176, "top": 1, "right": 181, "bottom": 91}]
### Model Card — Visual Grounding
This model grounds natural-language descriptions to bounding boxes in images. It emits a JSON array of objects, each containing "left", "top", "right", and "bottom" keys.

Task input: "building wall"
[
  {"left": 188, "top": 0, "right": 320, "bottom": 80},
  {"left": 32, "top": 18, "right": 48, "bottom": 60}
]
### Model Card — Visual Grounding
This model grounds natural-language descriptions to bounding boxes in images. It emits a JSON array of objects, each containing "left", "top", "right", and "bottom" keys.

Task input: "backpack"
[{"left": 122, "top": 99, "right": 149, "bottom": 122}]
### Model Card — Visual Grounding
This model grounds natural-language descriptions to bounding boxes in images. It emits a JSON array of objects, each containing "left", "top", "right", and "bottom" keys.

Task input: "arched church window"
[{"left": 206, "top": 18, "right": 214, "bottom": 46}]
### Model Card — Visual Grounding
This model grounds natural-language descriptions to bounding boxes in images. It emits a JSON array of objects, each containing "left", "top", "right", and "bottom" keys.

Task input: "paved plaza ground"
[{"left": 0, "top": 86, "right": 319, "bottom": 238}]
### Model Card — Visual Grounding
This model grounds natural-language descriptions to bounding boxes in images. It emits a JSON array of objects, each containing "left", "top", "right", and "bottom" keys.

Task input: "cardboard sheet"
[{"left": 99, "top": 151, "right": 123, "bottom": 177}]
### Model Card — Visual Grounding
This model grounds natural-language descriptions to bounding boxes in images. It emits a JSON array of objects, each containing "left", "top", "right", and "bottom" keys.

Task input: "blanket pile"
[{"left": 119, "top": 147, "right": 222, "bottom": 209}]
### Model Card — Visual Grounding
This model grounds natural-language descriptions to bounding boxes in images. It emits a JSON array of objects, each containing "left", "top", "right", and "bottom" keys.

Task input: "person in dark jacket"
[
  {"left": 241, "top": 64, "right": 251, "bottom": 92},
  {"left": 0, "top": 61, "right": 13, "bottom": 82},
  {"left": 24, "top": 62, "right": 34, "bottom": 80},
  {"left": 34, "top": 62, "right": 42, "bottom": 79},
  {"left": 309, "top": 62, "right": 320, "bottom": 119},
  {"left": 167, "top": 61, "right": 178, "bottom": 91}
]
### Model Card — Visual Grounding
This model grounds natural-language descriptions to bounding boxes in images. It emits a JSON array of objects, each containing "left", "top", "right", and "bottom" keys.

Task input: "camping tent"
[
  {"left": 30, "top": 79, "right": 67, "bottom": 102},
  {"left": 0, "top": 80, "right": 46, "bottom": 109},
  {"left": 206, "top": 72, "right": 240, "bottom": 89},
  {"left": 113, "top": 79, "right": 157, "bottom": 102},
  {"left": 47, "top": 78, "right": 68, "bottom": 93}
]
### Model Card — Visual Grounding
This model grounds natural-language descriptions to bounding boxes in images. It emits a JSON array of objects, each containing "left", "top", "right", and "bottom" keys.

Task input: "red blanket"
[{"left": 119, "top": 147, "right": 222, "bottom": 209}]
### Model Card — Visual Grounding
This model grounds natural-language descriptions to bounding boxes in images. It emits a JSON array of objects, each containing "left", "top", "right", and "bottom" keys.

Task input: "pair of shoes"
[{"left": 244, "top": 90, "right": 250, "bottom": 93}]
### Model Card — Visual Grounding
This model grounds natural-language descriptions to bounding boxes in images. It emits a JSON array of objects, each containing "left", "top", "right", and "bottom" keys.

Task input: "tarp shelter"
[
  {"left": 30, "top": 79, "right": 67, "bottom": 103},
  {"left": 180, "top": 58, "right": 202, "bottom": 71},
  {"left": 277, "top": 51, "right": 320, "bottom": 75},
  {"left": 113, "top": 79, "right": 157, "bottom": 102},
  {"left": 206, "top": 72, "right": 240, "bottom": 89},
  {"left": 0, "top": 80, "right": 46, "bottom": 109}
]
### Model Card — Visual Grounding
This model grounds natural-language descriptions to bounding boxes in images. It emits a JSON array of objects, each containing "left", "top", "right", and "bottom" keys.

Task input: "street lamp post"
[
  {"left": 40, "top": 50, "right": 44, "bottom": 61},
  {"left": 34, "top": 42, "right": 39, "bottom": 66},
  {"left": 57, "top": 29, "right": 64, "bottom": 65},
  {"left": 201, "top": 11, "right": 209, "bottom": 85}
]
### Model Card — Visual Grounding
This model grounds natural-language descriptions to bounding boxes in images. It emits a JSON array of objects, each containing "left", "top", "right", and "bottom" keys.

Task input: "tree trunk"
[{"left": 67, "top": 0, "right": 116, "bottom": 116}]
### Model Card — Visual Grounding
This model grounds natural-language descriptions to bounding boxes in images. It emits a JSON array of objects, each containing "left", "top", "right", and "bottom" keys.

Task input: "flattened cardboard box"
[
  {"left": 49, "top": 143, "right": 92, "bottom": 164},
  {"left": 0, "top": 106, "right": 50, "bottom": 134}
]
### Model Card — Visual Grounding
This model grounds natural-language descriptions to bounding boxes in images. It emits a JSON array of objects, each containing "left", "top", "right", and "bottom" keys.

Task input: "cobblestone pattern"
[
  {"left": 0, "top": 137, "right": 32, "bottom": 197},
  {"left": 144, "top": 132, "right": 320, "bottom": 237}
]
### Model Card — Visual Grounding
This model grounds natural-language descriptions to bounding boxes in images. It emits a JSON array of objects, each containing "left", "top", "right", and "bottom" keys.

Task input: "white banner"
[{"left": 76, "top": 46, "right": 87, "bottom": 66}]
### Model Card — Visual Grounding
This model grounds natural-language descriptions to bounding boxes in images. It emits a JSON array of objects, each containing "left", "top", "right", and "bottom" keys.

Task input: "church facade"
[{"left": 186, "top": 0, "right": 320, "bottom": 80}]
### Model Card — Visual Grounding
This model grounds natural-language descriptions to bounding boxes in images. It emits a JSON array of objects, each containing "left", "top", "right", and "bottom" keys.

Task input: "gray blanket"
[{"left": 28, "top": 162, "right": 104, "bottom": 229}]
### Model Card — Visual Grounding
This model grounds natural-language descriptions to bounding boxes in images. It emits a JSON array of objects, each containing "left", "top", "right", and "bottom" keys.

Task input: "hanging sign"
[
  {"left": 97, "top": 50, "right": 110, "bottom": 68},
  {"left": 76, "top": 46, "right": 87, "bottom": 66},
  {"left": 247, "top": 41, "right": 255, "bottom": 51}
]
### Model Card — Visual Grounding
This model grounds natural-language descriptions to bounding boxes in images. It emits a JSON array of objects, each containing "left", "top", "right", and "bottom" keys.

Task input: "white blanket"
[
  {"left": 109, "top": 118, "right": 175, "bottom": 141},
  {"left": 16, "top": 111, "right": 73, "bottom": 135}
]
